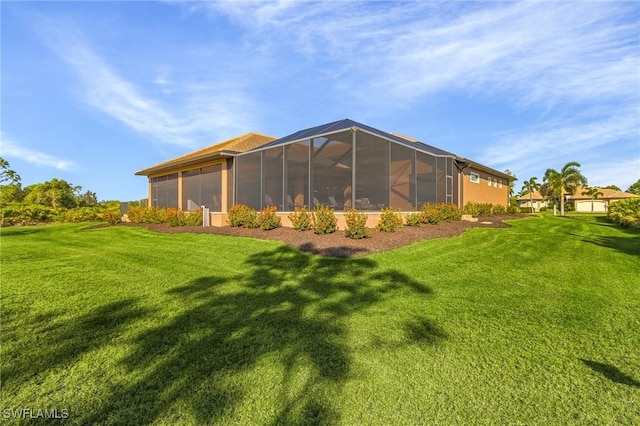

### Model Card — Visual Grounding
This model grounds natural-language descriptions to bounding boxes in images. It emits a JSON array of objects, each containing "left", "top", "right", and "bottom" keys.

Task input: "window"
[
  {"left": 150, "top": 173, "right": 178, "bottom": 208},
  {"left": 470, "top": 172, "right": 480, "bottom": 184},
  {"left": 499, "top": 180, "right": 503, "bottom": 189},
  {"left": 487, "top": 176, "right": 492, "bottom": 186},
  {"left": 493, "top": 179, "right": 498, "bottom": 187}
]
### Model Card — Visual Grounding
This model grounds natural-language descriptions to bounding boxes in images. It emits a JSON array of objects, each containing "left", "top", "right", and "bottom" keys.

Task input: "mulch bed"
[{"left": 118, "top": 214, "right": 529, "bottom": 258}]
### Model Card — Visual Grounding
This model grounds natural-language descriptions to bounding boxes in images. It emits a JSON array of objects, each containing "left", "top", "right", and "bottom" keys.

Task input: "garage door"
[{"left": 576, "top": 200, "right": 607, "bottom": 212}]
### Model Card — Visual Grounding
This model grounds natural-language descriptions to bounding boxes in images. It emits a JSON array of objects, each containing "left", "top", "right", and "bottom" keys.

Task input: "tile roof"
[
  {"left": 569, "top": 186, "right": 640, "bottom": 200},
  {"left": 517, "top": 186, "right": 639, "bottom": 201},
  {"left": 135, "top": 132, "right": 277, "bottom": 176}
]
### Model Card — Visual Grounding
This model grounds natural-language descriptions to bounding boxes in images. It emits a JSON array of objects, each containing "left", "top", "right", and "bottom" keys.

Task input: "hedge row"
[
  {"left": 126, "top": 207, "right": 203, "bottom": 227},
  {"left": 230, "top": 203, "right": 464, "bottom": 239},
  {"left": 0, "top": 203, "right": 121, "bottom": 227}
]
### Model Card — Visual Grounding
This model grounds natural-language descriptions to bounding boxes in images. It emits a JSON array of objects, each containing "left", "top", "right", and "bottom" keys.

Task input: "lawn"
[{"left": 1, "top": 214, "right": 639, "bottom": 425}]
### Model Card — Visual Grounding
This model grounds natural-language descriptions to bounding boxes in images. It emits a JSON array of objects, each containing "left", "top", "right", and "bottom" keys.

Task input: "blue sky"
[{"left": 2, "top": 0, "right": 639, "bottom": 201}]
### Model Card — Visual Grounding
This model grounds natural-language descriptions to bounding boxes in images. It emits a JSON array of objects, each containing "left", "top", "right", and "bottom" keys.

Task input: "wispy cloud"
[
  {"left": 1, "top": 134, "right": 75, "bottom": 171},
  {"left": 35, "top": 18, "right": 257, "bottom": 149}
]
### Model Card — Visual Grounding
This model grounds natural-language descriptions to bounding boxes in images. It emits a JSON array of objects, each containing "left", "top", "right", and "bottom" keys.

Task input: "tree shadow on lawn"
[
  {"left": 569, "top": 233, "right": 640, "bottom": 257},
  {"left": 2, "top": 299, "right": 148, "bottom": 387},
  {"left": 82, "top": 245, "right": 442, "bottom": 425},
  {"left": 580, "top": 359, "right": 640, "bottom": 388}
]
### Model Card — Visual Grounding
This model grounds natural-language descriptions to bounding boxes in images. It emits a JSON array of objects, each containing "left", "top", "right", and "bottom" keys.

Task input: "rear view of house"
[{"left": 136, "top": 119, "right": 515, "bottom": 226}]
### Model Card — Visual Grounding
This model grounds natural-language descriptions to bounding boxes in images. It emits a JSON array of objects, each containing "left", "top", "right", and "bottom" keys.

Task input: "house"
[
  {"left": 569, "top": 186, "right": 640, "bottom": 212},
  {"left": 516, "top": 191, "right": 549, "bottom": 212},
  {"left": 136, "top": 119, "right": 515, "bottom": 226},
  {"left": 516, "top": 186, "right": 639, "bottom": 213}
]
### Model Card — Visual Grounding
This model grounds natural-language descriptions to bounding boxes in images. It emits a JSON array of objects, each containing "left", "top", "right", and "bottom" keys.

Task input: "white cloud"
[
  {"left": 1, "top": 134, "right": 75, "bottom": 171},
  {"left": 36, "top": 20, "right": 257, "bottom": 149},
  {"left": 582, "top": 158, "right": 640, "bottom": 191}
]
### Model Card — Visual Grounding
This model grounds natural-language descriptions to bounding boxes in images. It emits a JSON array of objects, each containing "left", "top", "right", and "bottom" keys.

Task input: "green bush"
[
  {"left": 376, "top": 208, "right": 403, "bottom": 232},
  {"left": 227, "top": 204, "right": 259, "bottom": 228},
  {"left": 519, "top": 207, "right": 535, "bottom": 214},
  {"left": 491, "top": 204, "right": 507, "bottom": 215},
  {"left": 463, "top": 202, "right": 493, "bottom": 217},
  {"left": 344, "top": 209, "right": 369, "bottom": 239},
  {"left": 127, "top": 206, "right": 165, "bottom": 224},
  {"left": 184, "top": 209, "right": 203, "bottom": 226},
  {"left": 312, "top": 205, "right": 338, "bottom": 234},
  {"left": 100, "top": 208, "right": 121, "bottom": 225},
  {"left": 507, "top": 206, "right": 522, "bottom": 214},
  {"left": 405, "top": 211, "right": 422, "bottom": 227},
  {"left": 0, "top": 204, "right": 57, "bottom": 226},
  {"left": 438, "top": 203, "right": 462, "bottom": 221},
  {"left": 420, "top": 203, "right": 440, "bottom": 224},
  {"left": 288, "top": 206, "right": 313, "bottom": 231},
  {"left": 539, "top": 206, "right": 548, "bottom": 212},
  {"left": 607, "top": 198, "right": 640, "bottom": 228},
  {"left": 258, "top": 206, "right": 281, "bottom": 230}
]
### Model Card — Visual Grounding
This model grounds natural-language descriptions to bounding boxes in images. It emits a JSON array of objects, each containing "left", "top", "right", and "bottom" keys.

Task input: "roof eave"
[{"left": 135, "top": 150, "right": 240, "bottom": 176}]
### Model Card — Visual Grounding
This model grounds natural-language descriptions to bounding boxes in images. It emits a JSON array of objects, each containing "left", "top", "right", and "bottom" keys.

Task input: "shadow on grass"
[
  {"left": 570, "top": 233, "right": 640, "bottom": 257},
  {"left": 2, "top": 299, "right": 147, "bottom": 385},
  {"left": 80, "top": 245, "right": 438, "bottom": 424},
  {"left": 580, "top": 359, "right": 640, "bottom": 388}
]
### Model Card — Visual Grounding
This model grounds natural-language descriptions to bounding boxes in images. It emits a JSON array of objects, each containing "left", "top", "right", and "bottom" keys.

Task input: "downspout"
[{"left": 454, "top": 158, "right": 471, "bottom": 209}]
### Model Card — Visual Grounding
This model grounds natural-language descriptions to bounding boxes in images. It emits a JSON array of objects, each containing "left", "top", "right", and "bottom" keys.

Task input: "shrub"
[
  {"left": 127, "top": 206, "right": 164, "bottom": 224},
  {"left": 312, "top": 205, "right": 338, "bottom": 234},
  {"left": 184, "top": 209, "right": 203, "bottom": 226},
  {"left": 608, "top": 198, "right": 640, "bottom": 228},
  {"left": 344, "top": 209, "right": 369, "bottom": 239},
  {"left": 0, "top": 204, "right": 56, "bottom": 226},
  {"left": 491, "top": 204, "right": 507, "bottom": 215},
  {"left": 376, "top": 208, "right": 403, "bottom": 232},
  {"left": 539, "top": 206, "right": 548, "bottom": 212},
  {"left": 288, "top": 206, "right": 313, "bottom": 231},
  {"left": 227, "top": 204, "right": 258, "bottom": 228},
  {"left": 519, "top": 207, "right": 535, "bottom": 214},
  {"left": 405, "top": 211, "right": 422, "bottom": 227},
  {"left": 507, "top": 206, "right": 522, "bottom": 214},
  {"left": 258, "top": 206, "right": 281, "bottom": 230},
  {"left": 463, "top": 202, "right": 493, "bottom": 217},
  {"left": 438, "top": 203, "right": 462, "bottom": 221},
  {"left": 100, "top": 208, "right": 121, "bottom": 225},
  {"left": 420, "top": 203, "right": 442, "bottom": 224}
]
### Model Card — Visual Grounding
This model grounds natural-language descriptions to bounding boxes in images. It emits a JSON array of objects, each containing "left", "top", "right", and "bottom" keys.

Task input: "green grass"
[{"left": 1, "top": 215, "right": 639, "bottom": 425}]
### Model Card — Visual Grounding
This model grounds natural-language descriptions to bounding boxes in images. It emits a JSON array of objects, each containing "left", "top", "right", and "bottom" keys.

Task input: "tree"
[
  {"left": 627, "top": 179, "right": 640, "bottom": 195},
  {"left": 521, "top": 177, "right": 541, "bottom": 212},
  {"left": 0, "top": 157, "right": 21, "bottom": 185},
  {"left": 543, "top": 161, "right": 587, "bottom": 216},
  {"left": 581, "top": 186, "right": 604, "bottom": 212},
  {"left": 23, "top": 179, "right": 81, "bottom": 209},
  {"left": 604, "top": 184, "right": 621, "bottom": 191}
]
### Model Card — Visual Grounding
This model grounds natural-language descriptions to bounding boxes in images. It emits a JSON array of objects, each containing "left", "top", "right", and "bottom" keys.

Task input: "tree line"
[{"left": 1, "top": 157, "right": 144, "bottom": 226}]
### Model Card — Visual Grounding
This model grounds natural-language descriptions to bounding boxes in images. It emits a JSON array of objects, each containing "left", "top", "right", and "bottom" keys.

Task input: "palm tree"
[
  {"left": 521, "top": 177, "right": 541, "bottom": 212},
  {"left": 581, "top": 186, "right": 604, "bottom": 212},
  {"left": 543, "top": 161, "right": 588, "bottom": 216}
]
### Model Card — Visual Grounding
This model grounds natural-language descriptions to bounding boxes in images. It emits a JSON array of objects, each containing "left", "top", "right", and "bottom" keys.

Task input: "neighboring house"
[
  {"left": 136, "top": 119, "right": 515, "bottom": 226},
  {"left": 569, "top": 186, "right": 640, "bottom": 212},
  {"left": 516, "top": 186, "right": 639, "bottom": 213},
  {"left": 516, "top": 191, "right": 549, "bottom": 212}
]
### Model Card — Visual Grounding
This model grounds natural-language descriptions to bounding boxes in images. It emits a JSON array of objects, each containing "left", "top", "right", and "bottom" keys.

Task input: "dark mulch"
[{"left": 119, "top": 215, "right": 530, "bottom": 258}]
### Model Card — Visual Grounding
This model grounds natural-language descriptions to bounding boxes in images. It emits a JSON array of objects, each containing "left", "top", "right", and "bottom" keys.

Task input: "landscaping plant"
[
  {"left": 376, "top": 208, "right": 403, "bottom": 232},
  {"left": 344, "top": 209, "right": 369, "bottom": 239},
  {"left": 288, "top": 206, "right": 313, "bottom": 231},
  {"left": 312, "top": 205, "right": 338, "bottom": 234}
]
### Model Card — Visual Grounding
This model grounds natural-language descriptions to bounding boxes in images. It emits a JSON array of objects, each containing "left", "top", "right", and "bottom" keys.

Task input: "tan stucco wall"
[{"left": 460, "top": 167, "right": 510, "bottom": 207}]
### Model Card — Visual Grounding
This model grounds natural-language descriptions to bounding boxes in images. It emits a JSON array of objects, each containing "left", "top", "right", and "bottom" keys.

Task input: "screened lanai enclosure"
[{"left": 235, "top": 122, "right": 458, "bottom": 212}]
